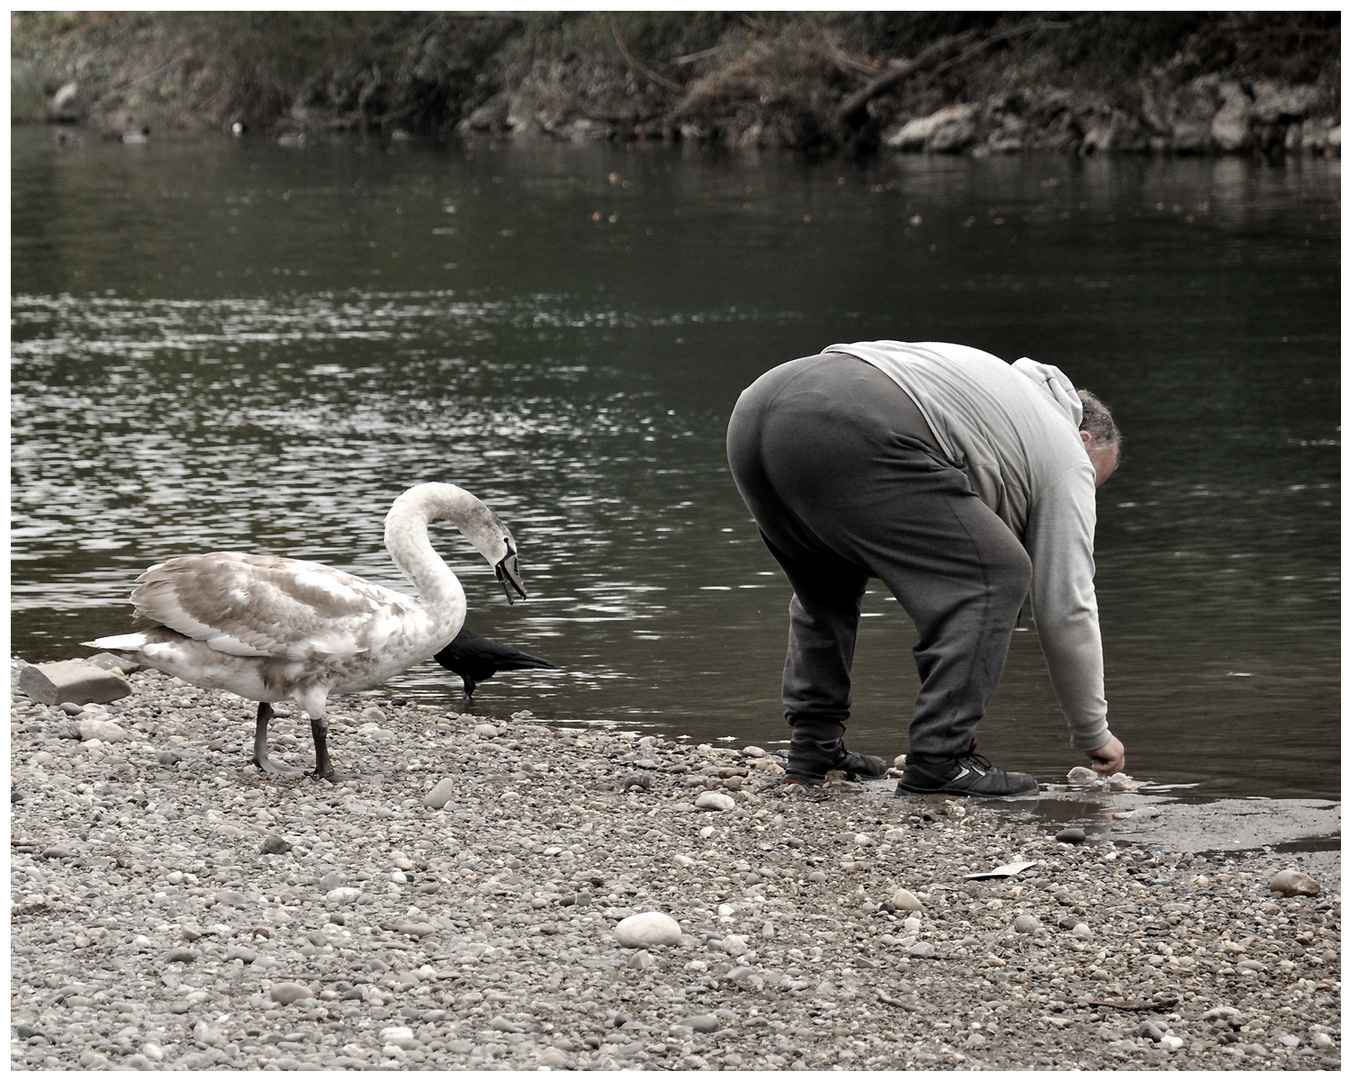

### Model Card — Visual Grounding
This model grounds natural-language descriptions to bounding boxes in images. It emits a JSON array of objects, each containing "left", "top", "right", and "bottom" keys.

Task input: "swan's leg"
[
  {"left": 252, "top": 702, "right": 302, "bottom": 776},
  {"left": 296, "top": 689, "right": 360, "bottom": 782},
  {"left": 310, "top": 717, "right": 340, "bottom": 780},
  {"left": 308, "top": 719, "right": 362, "bottom": 781}
]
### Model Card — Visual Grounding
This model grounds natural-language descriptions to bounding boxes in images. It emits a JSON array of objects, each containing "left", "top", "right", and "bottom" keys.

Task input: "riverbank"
[
  {"left": 10, "top": 12, "right": 1340, "bottom": 158},
  {"left": 9, "top": 657, "right": 1341, "bottom": 1070}
]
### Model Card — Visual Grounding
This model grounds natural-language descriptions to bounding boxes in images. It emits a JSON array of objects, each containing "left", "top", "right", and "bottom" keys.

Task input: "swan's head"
[
  {"left": 386, "top": 483, "right": 529, "bottom": 604},
  {"left": 495, "top": 538, "right": 526, "bottom": 604}
]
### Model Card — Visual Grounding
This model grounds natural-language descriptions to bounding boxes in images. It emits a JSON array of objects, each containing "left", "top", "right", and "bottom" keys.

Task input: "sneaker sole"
[{"left": 896, "top": 782, "right": 1039, "bottom": 799}]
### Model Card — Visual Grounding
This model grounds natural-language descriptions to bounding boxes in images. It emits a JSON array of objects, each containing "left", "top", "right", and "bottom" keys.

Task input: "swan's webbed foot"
[
  {"left": 255, "top": 754, "right": 306, "bottom": 777},
  {"left": 305, "top": 764, "right": 365, "bottom": 783},
  {"left": 306, "top": 717, "right": 369, "bottom": 782},
  {"left": 252, "top": 702, "right": 305, "bottom": 776}
]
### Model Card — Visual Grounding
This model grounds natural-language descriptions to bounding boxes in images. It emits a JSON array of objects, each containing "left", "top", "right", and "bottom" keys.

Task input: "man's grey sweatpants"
[{"left": 726, "top": 353, "right": 1033, "bottom": 759}]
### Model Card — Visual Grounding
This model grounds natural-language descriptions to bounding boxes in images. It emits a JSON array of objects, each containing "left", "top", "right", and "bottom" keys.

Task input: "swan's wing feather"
[{"left": 131, "top": 553, "right": 409, "bottom": 662}]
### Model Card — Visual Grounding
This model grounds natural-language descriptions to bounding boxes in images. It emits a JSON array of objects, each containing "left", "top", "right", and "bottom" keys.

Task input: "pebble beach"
[{"left": 9, "top": 658, "right": 1342, "bottom": 1071}]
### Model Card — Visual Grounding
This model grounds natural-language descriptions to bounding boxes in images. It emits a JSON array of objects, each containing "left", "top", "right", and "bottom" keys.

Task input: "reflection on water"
[{"left": 10, "top": 128, "right": 1339, "bottom": 800}]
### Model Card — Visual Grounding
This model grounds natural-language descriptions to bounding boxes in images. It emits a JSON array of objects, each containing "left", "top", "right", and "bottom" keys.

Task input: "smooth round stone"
[
  {"left": 890, "top": 888, "right": 923, "bottom": 911},
  {"left": 721, "top": 934, "right": 749, "bottom": 957},
  {"left": 537, "top": 1047, "right": 569, "bottom": 1067},
  {"left": 1269, "top": 868, "right": 1319, "bottom": 897},
  {"left": 1071, "top": 922, "right": 1093, "bottom": 939},
  {"left": 380, "top": 1025, "right": 415, "bottom": 1043},
  {"left": 1055, "top": 827, "right": 1087, "bottom": 843},
  {"left": 908, "top": 942, "right": 936, "bottom": 959},
  {"left": 1013, "top": 914, "right": 1042, "bottom": 934},
  {"left": 474, "top": 723, "right": 499, "bottom": 738},
  {"left": 270, "top": 982, "right": 315, "bottom": 1005},
  {"left": 695, "top": 791, "right": 735, "bottom": 812},
  {"left": 78, "top": 718, "right": 126, "bottom": 743},
  {"left": 613, "top": 911, "right": 682, "bottom": 948},
  {"left": 424, "top": 778, "right": 455, "bottom": 810},
  {"left": 686, "top": 1014, "right": 720, "bottom": 1033},
  {"left": 194, "top": 1022, "right": 223, "bottom": 1045},
  {"left": 325, "top": 886, "right": 363, "bottom": 905}
]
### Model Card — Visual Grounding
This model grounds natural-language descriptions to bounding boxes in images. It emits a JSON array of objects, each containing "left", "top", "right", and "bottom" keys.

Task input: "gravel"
[{"left": 9, "top": 658, "right": 1342, "bottom": 1070}]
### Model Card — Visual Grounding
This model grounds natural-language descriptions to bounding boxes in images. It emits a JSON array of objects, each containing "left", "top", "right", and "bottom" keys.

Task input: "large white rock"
[
  {"left": 423, "top": 778, "right": 455, "bottom": 810},
  {"left": 695, "top": 791, "right": 735, "bottom": 812},
  {"left": 890, "top": 887, "right": 923, "bottom": 912},
  {"left": 1269, "top": 868, "right": 1320, "bottom": 897},
  {"left": 885, "top": 104, "right": 979, "bottom": 152},
  {"left": 78, "top": 718, "right": 127, "bottom": 743},
  {"left": 613, "top": 911, "right": 682, "bottom": 948}
]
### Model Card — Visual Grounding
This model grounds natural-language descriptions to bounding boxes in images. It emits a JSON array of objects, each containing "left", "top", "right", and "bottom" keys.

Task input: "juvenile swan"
[{"left": 85, "top": 483, "right": 526, "bottom": 780}]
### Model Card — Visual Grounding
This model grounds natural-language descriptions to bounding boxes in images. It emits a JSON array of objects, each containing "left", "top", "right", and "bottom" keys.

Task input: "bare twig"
[
  {"left": 671, "top": 44, "right": 725, "bottom": 67},
  {"left": 801, "top": 12, "right": 885, "bottom": 79},
  {"left": 834, "top": 30, "right": 979, "bottom": 128},
  {"left": 835, "top": 19, "right": 1069, "bottom": 129},
  {"left": 87, "top": 56, "right": 185, "bottom": 114},
  {"left": 610, "top": 17, "right": 681, "bottom": 93}
]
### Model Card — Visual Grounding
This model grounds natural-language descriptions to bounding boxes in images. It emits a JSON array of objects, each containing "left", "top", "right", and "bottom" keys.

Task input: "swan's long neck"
[{"left": 383, "top": 483, "right": 510, "bottom": 608}]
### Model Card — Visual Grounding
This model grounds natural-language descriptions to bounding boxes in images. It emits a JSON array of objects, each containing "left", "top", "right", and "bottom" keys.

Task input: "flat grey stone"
[{"left": 19, "top": 660, "right": 131, "bottom": 706}]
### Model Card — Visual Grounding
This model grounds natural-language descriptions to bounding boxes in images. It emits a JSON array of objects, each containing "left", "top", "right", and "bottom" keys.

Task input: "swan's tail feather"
[{"left": 84, "top": 631, "right": 155, "bottom": 651}]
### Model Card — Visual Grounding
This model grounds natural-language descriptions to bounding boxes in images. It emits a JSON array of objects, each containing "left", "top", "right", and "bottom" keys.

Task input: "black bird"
[{"left": 434, "top": 626, "right": 556, "bottom": 703}]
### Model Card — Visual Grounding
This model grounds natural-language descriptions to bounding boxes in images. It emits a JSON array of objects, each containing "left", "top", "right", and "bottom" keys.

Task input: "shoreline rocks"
[
  {"left": 12, "top": 13, "right": 1338, "bottom": 160},
  {"left": 9, "top": 658, "right": 1342, "bottom": 1070}
]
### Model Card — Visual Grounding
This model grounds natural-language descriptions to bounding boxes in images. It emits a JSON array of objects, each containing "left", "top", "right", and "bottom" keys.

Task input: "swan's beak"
[{"left": 495, "top": 543, "right": 526, "bottom": 604}]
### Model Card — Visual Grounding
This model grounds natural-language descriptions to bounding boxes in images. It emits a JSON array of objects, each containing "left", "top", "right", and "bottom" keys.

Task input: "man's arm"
[{"left": 1024, "top": 464, "right": 1114, "bottom": 752}]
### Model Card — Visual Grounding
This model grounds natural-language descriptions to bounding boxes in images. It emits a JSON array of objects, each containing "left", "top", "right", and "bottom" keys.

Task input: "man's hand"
[{"left": 1086, "top": 735, "right": 1125, "bottom": 775}]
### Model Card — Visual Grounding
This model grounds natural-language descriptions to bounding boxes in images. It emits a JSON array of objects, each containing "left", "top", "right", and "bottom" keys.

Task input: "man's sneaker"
[
  {"left": 896, "top": 752, "right": 1038, "bottom": 798},
  {"left": 785, "top": 739, "right": 890, "bottom": 786}
]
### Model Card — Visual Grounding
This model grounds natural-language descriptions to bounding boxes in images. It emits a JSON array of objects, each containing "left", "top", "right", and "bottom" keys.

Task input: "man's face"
[{"left": 1080, "top": 431, "right": 1119, "bottom": 488}]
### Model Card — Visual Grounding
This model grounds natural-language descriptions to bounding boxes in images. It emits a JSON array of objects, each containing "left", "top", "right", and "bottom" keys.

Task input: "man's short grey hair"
[{"left": 1077, "top": 389, "right": 1121, "bottom": 457}]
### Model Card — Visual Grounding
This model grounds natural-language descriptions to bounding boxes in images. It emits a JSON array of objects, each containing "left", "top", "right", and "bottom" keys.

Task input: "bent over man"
[{"left": 726, "top": 340, "right": 1125, "bottom": 797}]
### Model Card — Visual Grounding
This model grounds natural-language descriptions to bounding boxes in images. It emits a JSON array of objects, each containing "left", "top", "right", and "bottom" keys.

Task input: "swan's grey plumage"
[{"left": 85, "top": 483, "right": 527, "bottom": 779}]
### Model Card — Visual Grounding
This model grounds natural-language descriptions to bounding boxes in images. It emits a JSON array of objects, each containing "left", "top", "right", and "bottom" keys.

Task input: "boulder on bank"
[{"left": 18, "top": 659, "right": 131, "bottom": 706}]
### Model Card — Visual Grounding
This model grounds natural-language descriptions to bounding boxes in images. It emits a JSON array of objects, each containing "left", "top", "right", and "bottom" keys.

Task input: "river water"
[{"left": 10, "top": 126, "right": 1340, "bottom": 800}]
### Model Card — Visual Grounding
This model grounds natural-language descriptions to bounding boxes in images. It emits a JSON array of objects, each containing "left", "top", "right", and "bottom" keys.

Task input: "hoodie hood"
[{"left": 1012, "top": 357, "right": 1082, "bottom": 429}]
